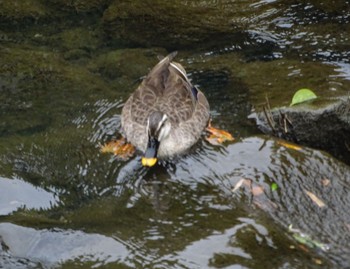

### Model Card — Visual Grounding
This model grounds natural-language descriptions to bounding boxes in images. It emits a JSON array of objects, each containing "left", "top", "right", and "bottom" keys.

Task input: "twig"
[{"left": 263, "top": 95, "right": 276, "bottom": 132}]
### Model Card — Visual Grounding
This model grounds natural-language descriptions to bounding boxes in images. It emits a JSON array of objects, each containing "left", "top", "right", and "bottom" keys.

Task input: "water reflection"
[
  {"left": 0, "top": 177, "right": 58, "bottom": 215},
  {"left": 330, "top": 62, "right": 350, "bottom": 80},
  {"left": 0, "top": 222, "right": 130, "bottom": 268}
]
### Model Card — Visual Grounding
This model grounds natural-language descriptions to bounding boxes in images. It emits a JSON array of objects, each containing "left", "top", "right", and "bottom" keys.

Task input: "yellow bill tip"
[{"left": 141, "top": 157, "right": 158, "bottom": 167}]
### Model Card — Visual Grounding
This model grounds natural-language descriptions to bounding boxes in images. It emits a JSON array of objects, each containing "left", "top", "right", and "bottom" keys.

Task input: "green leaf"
[
  {"left": 290, "top": 88, "right": 317, "bottom": 106},
  {"left": 288, "top": 224, "right": 330, "bottom": 251},
  {"left": 271, "top": 182, "right": 278, "bottom": 191}
]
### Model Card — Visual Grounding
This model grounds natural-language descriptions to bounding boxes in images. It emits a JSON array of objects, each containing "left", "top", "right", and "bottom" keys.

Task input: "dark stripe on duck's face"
[
  {"left": 142, "top": 136, "right": 159, "bottom": 167},
  {"left": 147, "top": 111, "right": 168, "bottom": 139},
  {"left": 191, "top": 86, "right": 198, "bottom": 100}
]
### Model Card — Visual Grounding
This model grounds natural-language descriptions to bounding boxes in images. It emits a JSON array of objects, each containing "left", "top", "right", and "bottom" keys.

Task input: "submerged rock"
[
  {"left": 0, "top": 46, "right": 112, "bottom": 136},
  {"left": 45, "top": 0, "right": 110, "bottom": 13},
  {"left": 0, "top": 0, "right": 51, "bottom": 22},
  {"left": 87, "top": 48, "right": 166, "bottom": 81},
  {"left": 102, "top": 0, "right": 246, "bottom": 49}
]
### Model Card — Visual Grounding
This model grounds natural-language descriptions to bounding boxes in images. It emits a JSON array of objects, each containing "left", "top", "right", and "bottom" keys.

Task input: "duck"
[{"left": 121, "top": 52, "right": 210, "bottom": 167}]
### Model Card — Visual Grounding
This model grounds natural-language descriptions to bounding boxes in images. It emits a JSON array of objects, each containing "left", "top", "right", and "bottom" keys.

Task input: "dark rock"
[{"left": 252, "top": 98, "right": 350, "bottom": 163}]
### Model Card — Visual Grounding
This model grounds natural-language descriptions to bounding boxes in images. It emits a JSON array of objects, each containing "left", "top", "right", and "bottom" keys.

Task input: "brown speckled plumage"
[{"left": 121, "top": 52, "right": 210, "bottom": 158}]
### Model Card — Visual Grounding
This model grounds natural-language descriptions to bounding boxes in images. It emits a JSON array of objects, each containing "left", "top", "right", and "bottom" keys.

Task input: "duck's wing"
[
  {"left": 123, "top": 52, "right": 209, "bottom": 127},
  {"left": 163, "top": 58, "right": 211, "bottom": 128},
  {"left": 123, "top": 52, "right": 177, "bottom": 126}
]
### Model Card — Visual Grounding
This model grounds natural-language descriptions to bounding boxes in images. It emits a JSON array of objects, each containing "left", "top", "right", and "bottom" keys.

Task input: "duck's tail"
[
  {"left": 156, "top": 51, "right": 178, "bottom": 65},
  {"left": 144, "top": 51, "right": 179, "bottom": 91},
  {"left": 158, "top": 52, "right": 188, "bottom": 81}
]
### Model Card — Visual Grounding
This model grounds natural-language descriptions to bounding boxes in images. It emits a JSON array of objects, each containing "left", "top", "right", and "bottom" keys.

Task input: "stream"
[{"left": 1, "top": 1, "right": 350, "bottom": 268}]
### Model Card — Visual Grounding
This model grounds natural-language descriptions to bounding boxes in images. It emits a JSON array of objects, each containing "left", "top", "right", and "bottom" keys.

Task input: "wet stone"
[{"left": 252, "top": 98, "right": 350, "bottom": 164}]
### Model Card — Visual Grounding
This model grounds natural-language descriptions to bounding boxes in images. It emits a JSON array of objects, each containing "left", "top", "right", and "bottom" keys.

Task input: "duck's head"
[{"left": 142, "top": 111, "right": 171, "bottom": 167}]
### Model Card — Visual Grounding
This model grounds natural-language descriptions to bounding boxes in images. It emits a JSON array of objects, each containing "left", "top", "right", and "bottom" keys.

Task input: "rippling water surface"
[{"left": 1, "top": 1, "right": 350, "bottom": 268}]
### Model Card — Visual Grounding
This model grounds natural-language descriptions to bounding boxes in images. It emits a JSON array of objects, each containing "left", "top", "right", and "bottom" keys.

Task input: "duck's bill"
[
  {"left": 142, "top": 157, "right": 158, "bottom": 167},
  {"left": 142, "top": 137, "right": 159, "bottom": 167}
]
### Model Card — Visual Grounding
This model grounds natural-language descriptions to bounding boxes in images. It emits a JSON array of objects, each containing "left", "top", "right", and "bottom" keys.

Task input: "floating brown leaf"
[
  {"left": 100, "top": 139, "right": 135, "bottom": 160},
  {"left": 206, "top": 125, "right": 234, "bottom": 145}
]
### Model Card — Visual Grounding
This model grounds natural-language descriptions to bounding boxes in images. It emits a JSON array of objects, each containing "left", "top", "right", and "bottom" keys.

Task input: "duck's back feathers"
[
  {"left": 128, "top": 52, "right": 201, "bottom": 126},
  {"left": 121, "top": 52, "right": 210, "bottom": 157}
]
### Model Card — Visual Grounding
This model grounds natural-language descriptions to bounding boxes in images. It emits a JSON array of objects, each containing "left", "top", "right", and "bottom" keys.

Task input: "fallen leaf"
[
  {"left": 305, "top": 190, "right": 326, "bottom": 208},
  {"left": 321, "top": 179, "right": 330, "bottom": 187},
  {"left": 298, "top": 244, "right": 311, "bottom": 253},
  {"left": 206, "top": 125, "right": 234, "bottom": 145},
  {"left": 100, "top": 139, "right": 135, "bottom": 160},
  {"left": 232, "top": 178, "right": 251, "bottom": 193},
  {"left": 313, "top": 258, "right": 323, "bottom": 265},
  {"left": 205, "top": 134, "right": 221, "bottom": 146},
  {"left": 271, "top": 182, "right": 278, "bottom": 191},
  {"left": 345, "top": 223, "right": 350, "bottom": 232},
  {"left": 290, "top": 88, "right": 317, "bottom": 106},
  {"left": 100, "top": 141, "right": 123, "bottom": 153},
  {"left": 289, "top": 224, "right": 330, "bottom": 252},
  {"left": 232, "top": 178, "right": 245, "bottom": 192},
  {"left": 277, "top": 140, "right": 302, "bottom": 151},
  {"left": 252, "top": 185, "right": 264, "bottom": 196},
  {"left": 253, "top": 200, "right": 278, "bottom": 210}
]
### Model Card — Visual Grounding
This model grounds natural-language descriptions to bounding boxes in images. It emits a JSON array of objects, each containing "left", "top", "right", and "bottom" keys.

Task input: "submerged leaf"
[
  {"left": 252, "top": 185, "right": 264, "bottom": 196},
  {"left": 313, "top": 258, "right": 323, "bottom": 265},
  {"left": 289, "top": 224, "right": 330, "bottom": 252},
  {"left": 271, "top": 182, "right": 278, "bottom": 191},
  {"left": 305, "top": 190, "right": 326, "bottom": 208},
  {"left": 277, "top": 140, "right": 302, "bottom": 151},
  {"left": 321, "top": 178, "right": 330, "bottom": 187},
  {"left": 232, "top": 178, "right": 252, "bottom": 193},
  {"left": 232, "top": 178, "right": 245, "bottom": 192},
  {"left": 290, "top": 88, "right": 317, "bottom": 106}
]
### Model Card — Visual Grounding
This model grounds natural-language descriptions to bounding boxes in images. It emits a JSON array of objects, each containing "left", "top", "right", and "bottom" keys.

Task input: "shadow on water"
[{"left": 1, "top": 0, "right": 350, "bottom": 268}]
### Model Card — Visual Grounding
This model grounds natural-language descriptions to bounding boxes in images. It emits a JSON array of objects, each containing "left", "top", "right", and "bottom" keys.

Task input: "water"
[{"left": 1, "top": 1, "right": 350, "bottom": 268}]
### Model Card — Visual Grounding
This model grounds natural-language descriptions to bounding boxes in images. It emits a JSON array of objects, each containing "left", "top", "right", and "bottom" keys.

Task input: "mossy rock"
[
  {"left": 46, "top": 0, "right": 110, "bottom": 13},
  {"left": 0, "top": 46, "right": 113, "bottom": 136},
  {"left": 88, "top": 48, "right": 167, "bottom": 81},
  {"left": 102, "top": 0, "right": 246, "bottom": 49},
  {"left": 0, "top": 0, "right": 51, "bottom": 22},
  {"left": 48, "top": 26, "right": 104, "bottom": 52}
]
